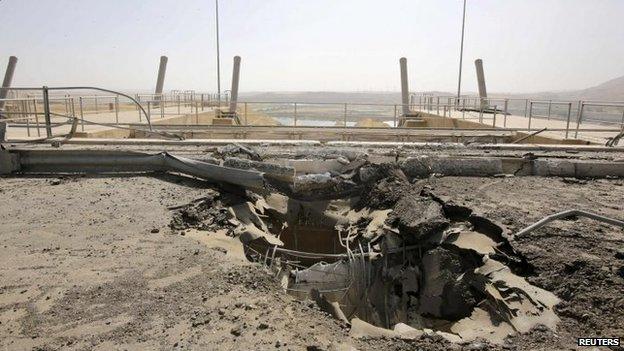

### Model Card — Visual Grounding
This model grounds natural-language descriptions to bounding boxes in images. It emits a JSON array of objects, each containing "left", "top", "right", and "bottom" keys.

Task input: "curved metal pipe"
[{"left": 515, "top": 209, "right": 624, "bottom": 237}]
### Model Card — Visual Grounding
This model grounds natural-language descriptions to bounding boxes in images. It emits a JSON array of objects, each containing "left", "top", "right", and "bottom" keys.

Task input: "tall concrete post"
[
  {"left": 0, "top": 56, "right": 18, "bottom": 112},
  {"left": 229, "top": 56, "right": 241, "bottom": 113},
  {"left": 154, "top": 56, "right": 168, "bottom": 103},
  {"left": 474, "top": 59, "right": 488, "bottom": 109},
  {"left": 400, "top": 57, "right": 410, "bottom": 116}
]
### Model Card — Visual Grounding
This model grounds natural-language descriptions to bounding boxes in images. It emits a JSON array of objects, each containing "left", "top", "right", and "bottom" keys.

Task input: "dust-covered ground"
[{"left": 0, "top": 174, "right": 622, "bottom": 350}]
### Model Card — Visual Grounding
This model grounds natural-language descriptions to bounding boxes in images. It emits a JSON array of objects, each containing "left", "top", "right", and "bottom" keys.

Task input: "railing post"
[
  {"left": 32, "top": 98, "right": 40, "bottom": 137},
  {"left": 147, "top": 101, "right": 151, "bottom": 122},
  {"left": 524, "top": 99, "right": 528, "bottom": 117},
  {"left": 114, "top": 96, "right": 119, "bottom": 124},
  {"left": 620, "top": 107, "right": 624, "bottom": 132},
  {"left": 94, "top": 95, "right": 99, "bottom": 113},
  {"left": 42, "top": 86, "right": 52, "bottom": 138},
  {"left": 574, "top": 101, "right": 584, "bottom": 138},
  {"left": 343, "top": 103, "right": 347, "bottom": 127},
  {"left": 393, "top": 104, "right": 397, "bottom": 127},
  {"left": 294, "top": 102, "right": 297, "bottom": 127},
  {"left": 79, "top": 96, "right": 85, "bottom": 131},
  {"left": 195, "top": 101, "right": 199, "bottom": 124},
  {"left": 479, "top": 104, "right": 483, "bottom": 123},
  {"left": 547, "top": 100, "right": 552, "bottom": 120},
  {"left": 565, "top": 102, "right": 572, "bottom": 139},
  {"left": 177, "top": 95, "right": 181, "bottom": 114},
  {"left": 70, "top": 97, "right": 76, "bottom": 122},
  {"left": 23, "top": 100, "right": 30, "bottom": 137},
  {"left": 64, "top": 94, "right": 69, "bottom": 116},
  {"left": 244, "top": 102, "right": 248, "bottom": 125},
  {"left": 503, "top": 99, "right": 508, "bottom": 128},
  {"left": 492, "top": 105, "right": 497, "bottom": 127},
  {"left": 462, "top": 98, "right": 466, "bottom": 119},
  {"left": 436, "top": 97, "right": 440, "bottom": 115},
  {"left": 528, "top": 101, "right": 533, "bottom": 131}
]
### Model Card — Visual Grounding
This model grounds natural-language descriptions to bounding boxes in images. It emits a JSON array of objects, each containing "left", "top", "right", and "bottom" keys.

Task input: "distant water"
[{"left": 274, "top": 117, "right": 357, "bottom": 127}]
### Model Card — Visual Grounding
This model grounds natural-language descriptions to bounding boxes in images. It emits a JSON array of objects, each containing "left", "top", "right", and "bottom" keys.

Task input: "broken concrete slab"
[
  {"left": 389, "top": 196, "right": 449, "bottom": 242},
  {"left": 224, "top": 157, "right": 295, "bottom": 181},
  {"left": 418, "top": 247, "right": 478, "bottom": 320},
  {"left": 401, "top": 156, "right": 503, "bottom": 178}
]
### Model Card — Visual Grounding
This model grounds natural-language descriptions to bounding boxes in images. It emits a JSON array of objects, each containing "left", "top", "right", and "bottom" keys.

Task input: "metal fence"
[{"left": 1, "top": 87, "right": 623, "bottom": 144}]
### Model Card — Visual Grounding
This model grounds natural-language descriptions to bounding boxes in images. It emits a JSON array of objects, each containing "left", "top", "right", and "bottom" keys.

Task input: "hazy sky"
[{"left": 0, "top": 0, "right": 623, "bottom": 93}]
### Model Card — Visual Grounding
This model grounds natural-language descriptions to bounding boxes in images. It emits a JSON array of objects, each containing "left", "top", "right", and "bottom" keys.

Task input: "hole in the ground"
[
  {"left": 170, "top": 163, "right": 559, "bottom": 345},
  {"left": 229, "top": 190, "right": 559, "bottom": 345}
]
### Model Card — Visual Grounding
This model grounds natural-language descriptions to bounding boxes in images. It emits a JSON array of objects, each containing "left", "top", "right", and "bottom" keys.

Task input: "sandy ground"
[{"left": 0, "top": 173, "right": 623, "bottom": 350}]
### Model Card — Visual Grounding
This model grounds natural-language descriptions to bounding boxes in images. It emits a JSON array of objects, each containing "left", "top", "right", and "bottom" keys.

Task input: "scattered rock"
[{"left": 230, "top": 326, "right": 243, "bottom": 337}]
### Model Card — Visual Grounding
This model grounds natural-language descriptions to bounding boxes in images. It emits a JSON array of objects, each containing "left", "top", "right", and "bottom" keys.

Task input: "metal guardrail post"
[
  {"left": 22, "top": 100, "right": 30, "bottom": 137},
  {"left": 620, "top": 108, "right": 624, "bottom": 132},
  {"left": 177, "top": 95, "right": 181, "bottom": 114},
  {"left": 147, "top": 101, "right": 151, "bottom": 122},
  {"left": 436, "top": 97, "right": 440, "bottom": 115},
  {"left": 114, "top": 96, "right": 119, "bottom": 123},
  {"left": 32, "top": 98, "right": 40, "bottom": 137},
  {"left": 201, "top": 94, "right": 204, "bottom": 111},
  {"left": 524, "top": 99, "right": 528, "bottom": 117},
  {"left": 195, "top": 101, "right": 199, "bottom": 124},
  {"left": 294, "top": 102, "right": 297, "bottom": 127},
  {"left": 393, "top": 104, "right": 397, "bottom": 127},
  {"left": 462, "top": 98, "right": 466, "bottom": 119},
  {"left": 42, "top": 86, "right": 52, "bottom": 138},
  {"left": 547, "top": 100, "right": 552, "bottom": 120},
  {"left": 244, "top": 102, "right": 248, "bottom": 125},
  {"left": 479, "top": 105, "right": 483, "bottom": 123},
  {"left": 64, "top": 94, "right": 69, "bottom": 116},
  {"left": 574, "top": 101, "right": 584, "bottom": 138},
  {"left": 503, "top": 99, "right": 508, "bottom": 127},
  {"left": 565, "top": 102, "right": 572, "bottom": 139},
  {"left": 343, "top": 103, "right": 347, "bottom": 127},
  {"left": 79, "top": 96, "right": 85, "bottom": 131},
  {"left": 528, "top": 101, "right": 533, "bottom": 131},
  {"left": 70, "top": 97, "right": 76, "bottom": 122},
  {"left": 492, "top": 105, "right": 497, "bottom": 127}
]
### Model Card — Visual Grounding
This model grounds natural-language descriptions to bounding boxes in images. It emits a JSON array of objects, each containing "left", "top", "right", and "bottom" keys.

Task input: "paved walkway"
[
  {"left": 439, "top": 109, "right": 622, "bottom": 144},
  {"left": 4, "top": 105, "right": 200, "bottom": 139}
]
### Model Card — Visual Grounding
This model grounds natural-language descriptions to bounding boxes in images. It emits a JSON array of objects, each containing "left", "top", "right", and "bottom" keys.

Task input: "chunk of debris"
[{"left": 217, "top": 143, "right": 262, "bottom": 161}]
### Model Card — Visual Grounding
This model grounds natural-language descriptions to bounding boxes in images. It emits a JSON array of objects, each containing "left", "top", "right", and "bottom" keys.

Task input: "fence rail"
[{"left": 1, "top": 87, "right": 623, "bottom": 145}]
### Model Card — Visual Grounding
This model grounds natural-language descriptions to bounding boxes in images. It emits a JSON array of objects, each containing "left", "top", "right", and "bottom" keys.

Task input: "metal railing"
[
  {"left": 0, "top": 86, "right": 154, "bottom": 139},
  {"left": 2, "top": 87, "right": 623, "bottom": 145}
]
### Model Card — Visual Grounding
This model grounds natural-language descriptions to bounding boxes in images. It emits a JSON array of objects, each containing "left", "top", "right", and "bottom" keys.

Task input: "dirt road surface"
[{"left": 0, "top": 174, "right": 622, "bottom": 350}]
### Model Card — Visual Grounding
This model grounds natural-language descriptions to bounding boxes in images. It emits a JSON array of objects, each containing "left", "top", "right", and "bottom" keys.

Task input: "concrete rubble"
[{"left": 162, "top": 146, "right": 567, "bottom": 345}]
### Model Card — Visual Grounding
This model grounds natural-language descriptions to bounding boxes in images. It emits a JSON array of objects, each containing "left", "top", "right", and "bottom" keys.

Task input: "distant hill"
[
  {"left": 571, "top": 75, "right": 624, "bottom": 101},
  {"left": 238, "top": 75, "right": 624, "bottom": 103},
  {"left": 239, "top": 91, "right": 454, "bottom": 104},
  {"left": 239, "top": 91, "right": 401, "bottom": 104}
]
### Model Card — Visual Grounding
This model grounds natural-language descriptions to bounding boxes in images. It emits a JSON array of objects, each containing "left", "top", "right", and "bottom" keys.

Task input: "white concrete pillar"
[
  {"left": 0, "top": 56, "right": 18, "bottom": 112},
  {"left": 474, "top": 59, "right": 488, "bottom": 109},
  {"left": 400, "top": 57, "right": 409, "bottom": 116},
  {"left": 154, "top": 56, "right": 168, "bottom": 97},
  {"left": 229, "top": 56, "right": 241, "bottom": 113}
]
